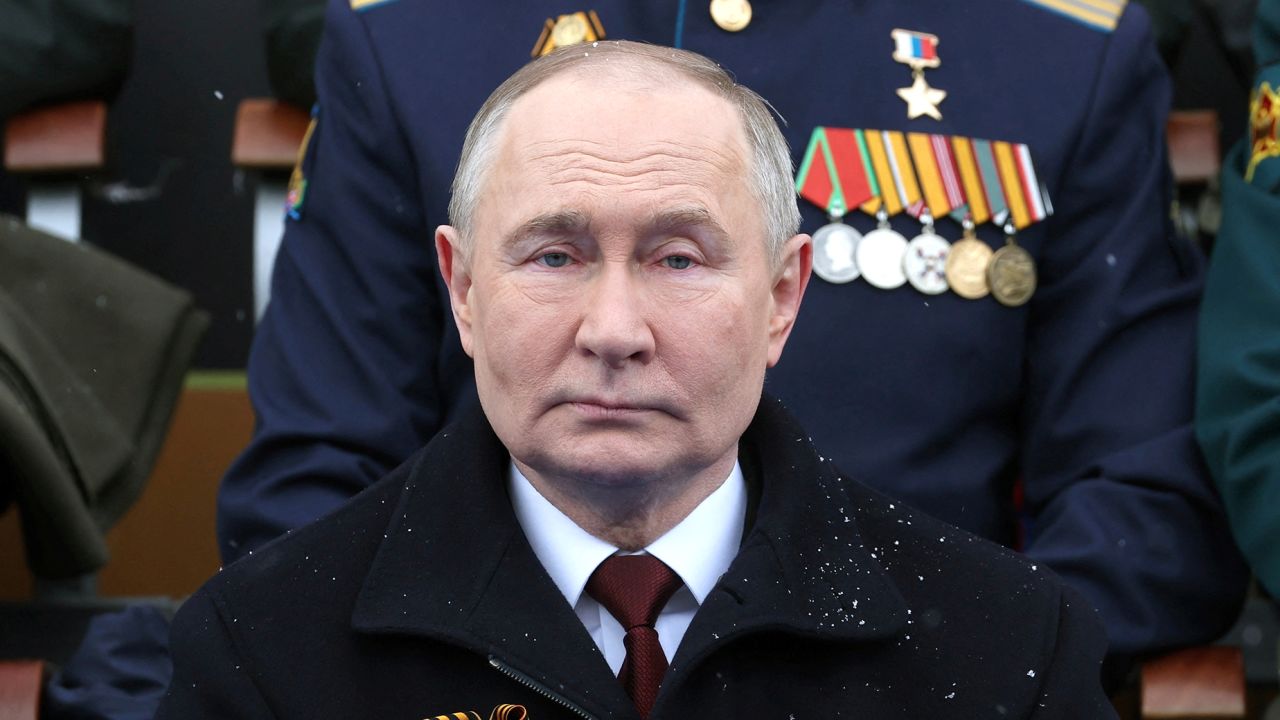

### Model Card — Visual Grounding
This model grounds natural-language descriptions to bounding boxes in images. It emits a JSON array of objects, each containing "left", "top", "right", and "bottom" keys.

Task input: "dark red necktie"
[{"left": 585, "top": 554, "right": 684, "bottom": 720}]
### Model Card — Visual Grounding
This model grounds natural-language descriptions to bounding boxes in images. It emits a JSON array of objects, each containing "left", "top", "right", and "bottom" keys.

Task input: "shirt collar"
[{"left": 509, "top": 462, "right": 747, "bottom": 607}]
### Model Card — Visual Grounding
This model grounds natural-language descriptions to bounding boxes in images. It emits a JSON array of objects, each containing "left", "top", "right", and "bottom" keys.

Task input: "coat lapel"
[
  {"left": 351, "top": 403, "right": 633, "bottom": 718},
  {"left": 667, "top": 396, "right": 909, "bottom": 681}
]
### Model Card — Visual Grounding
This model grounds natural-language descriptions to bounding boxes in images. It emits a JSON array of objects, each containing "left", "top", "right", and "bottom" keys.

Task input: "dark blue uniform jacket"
[
  {"left": 167, "top": 397, "right": 1116, "bottom": 719},
  {"left": 220, "top": 0, "right": 1248, "bottom": 660}
]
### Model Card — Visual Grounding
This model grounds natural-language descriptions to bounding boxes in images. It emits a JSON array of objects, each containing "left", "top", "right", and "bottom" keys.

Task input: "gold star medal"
[
  {"left": 532, "top": 11, "right": 605, "bottom": 58},
  {"left": 891, "top": 29, "right": 946, "bottom": 121}
]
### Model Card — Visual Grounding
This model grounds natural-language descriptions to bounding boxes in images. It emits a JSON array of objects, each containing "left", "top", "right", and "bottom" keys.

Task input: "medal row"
[
  {"left": 811, "top": 217, "right": 1037, "bottom": 307},
  {"left": 796, "top": 127, "right": 1053, "bottom": 231},
  {"left": 798, "top": 125, "right": 1051, "bottom": 306}
]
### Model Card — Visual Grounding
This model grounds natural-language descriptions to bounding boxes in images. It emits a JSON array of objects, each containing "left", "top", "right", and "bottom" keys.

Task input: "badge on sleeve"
[
  {"left": 286, "top": 116, "right": 318, "bottom": 220},
  {"left": 1246, "top": 81, "right": 1280, "bottom": 184}
]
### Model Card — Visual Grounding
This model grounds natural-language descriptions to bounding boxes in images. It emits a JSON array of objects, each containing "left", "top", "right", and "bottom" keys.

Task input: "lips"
[
  {"left": 553, "top": 389, "right": 684, "bottom": 420},
  {"left": 566, "top": 399, "right": 655, "bottom": 419}
]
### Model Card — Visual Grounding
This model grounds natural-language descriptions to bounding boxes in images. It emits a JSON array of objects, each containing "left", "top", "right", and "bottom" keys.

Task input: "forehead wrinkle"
[
  {"left": 540, "top": 154, "right": 742, "bottom": 198},
  {"left": 522, "top": 137, "right": 744, "bottom": 167},
  {"left": 518, "top": 136, "right": 747, "bottom": 185}
]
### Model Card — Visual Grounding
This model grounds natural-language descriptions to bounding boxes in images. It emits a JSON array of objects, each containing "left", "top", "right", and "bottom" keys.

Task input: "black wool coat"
[{"left": 158, "top": 397, "right": 1116, "bottom": 719}]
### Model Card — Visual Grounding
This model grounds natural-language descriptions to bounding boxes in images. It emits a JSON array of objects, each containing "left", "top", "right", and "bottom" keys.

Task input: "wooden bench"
[
  {"left": 3, "top": 100, "right": 108, "bottom": 241},
  {"left": 0, "top": 660, "right": 42, "bottom": 720},
  {"left": 1166, "top": 109, "right": 1222, "bottom": 243},
  {"left": 1141, "top": 646, "right": 1246, "bottom": 719},
  {"left": 1167, "top": 110, "right": 1221, "bottom": 185}
]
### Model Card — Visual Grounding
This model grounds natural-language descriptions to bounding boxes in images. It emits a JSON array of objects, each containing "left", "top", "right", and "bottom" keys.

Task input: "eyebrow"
[
  {"left": 505, "top": 210, "right": 591, "bottom": 249},
  {"left": 644, "top": 206, "right": 730, "bottom": 246}
]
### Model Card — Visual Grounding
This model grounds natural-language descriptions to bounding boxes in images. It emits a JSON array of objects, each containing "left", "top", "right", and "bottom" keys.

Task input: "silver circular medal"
[
  {"left": 855, "top": 227, "right": 909, "bottom": 289},
  {"left": 903, "top": 230, "right": 951, "bottom": 295},
  {"left": 811, "top": 222, "right": 863, "bottom": 284}
]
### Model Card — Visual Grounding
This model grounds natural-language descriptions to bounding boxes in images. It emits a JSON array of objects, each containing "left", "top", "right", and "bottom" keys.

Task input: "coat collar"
[{"left": 352, "top": 395, "right": 908, "bottom": 717}]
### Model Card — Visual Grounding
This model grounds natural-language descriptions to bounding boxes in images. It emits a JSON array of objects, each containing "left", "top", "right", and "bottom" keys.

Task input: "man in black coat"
[{"left": 158, "top": 41, "right": 1116, "bottom": 719}]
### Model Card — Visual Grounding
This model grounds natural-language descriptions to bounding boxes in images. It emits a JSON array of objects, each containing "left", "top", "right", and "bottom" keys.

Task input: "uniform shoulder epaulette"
[
  {"left": 1018, "top": 0, "right": 1127, "bottom": 32},
  {"left": 350, "top": 0, "right": 398, "bottom": 12}
]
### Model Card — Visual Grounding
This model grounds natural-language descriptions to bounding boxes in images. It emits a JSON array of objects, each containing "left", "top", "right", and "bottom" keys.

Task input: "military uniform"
[
  {"left": 222, "top": 0, "right": 1248, "bottom": 663},
  {"left": 1197, "top": 0, "right": 1280, "bottom": 598}
]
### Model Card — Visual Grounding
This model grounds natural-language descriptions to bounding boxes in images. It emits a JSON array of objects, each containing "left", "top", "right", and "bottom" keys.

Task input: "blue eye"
[
  {"left": 538, "top": 252, "right": 572, "bottom": 268},
  {"left": 664, "top": 255, "right": 694, "bottom": 270}
]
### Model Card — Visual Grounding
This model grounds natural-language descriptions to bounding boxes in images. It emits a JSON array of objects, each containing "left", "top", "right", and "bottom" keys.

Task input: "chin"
[{"left": 545, "top": 454, "right": 675, "bottom": 488}]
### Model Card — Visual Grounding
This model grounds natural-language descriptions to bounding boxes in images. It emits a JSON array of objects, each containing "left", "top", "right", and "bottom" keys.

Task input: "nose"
[{"left": 575, "top": 262, "right": 656, "bottom": 369}]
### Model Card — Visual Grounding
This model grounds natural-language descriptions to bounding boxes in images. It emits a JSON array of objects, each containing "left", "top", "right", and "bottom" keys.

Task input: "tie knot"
[{"left": 585, "top": 554, "right": 683, "bottom": 631}]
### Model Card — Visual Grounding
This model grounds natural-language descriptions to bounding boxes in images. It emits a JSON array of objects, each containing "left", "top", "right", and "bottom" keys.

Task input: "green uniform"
[
  {"left": 0, "top": 0, "right": 132, "bottom": 120},
  {"left": 1196, "top": 0, "right": 1280, "bottom": 597}
]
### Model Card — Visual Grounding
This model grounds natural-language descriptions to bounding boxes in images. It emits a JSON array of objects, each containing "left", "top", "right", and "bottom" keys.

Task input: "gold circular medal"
[
  {"left": 987, "top": 244, "right": 1037, "bottom": 307},
  {"left": 710, "top": 0, "right": 752, "bottom": 32},
  {"left": 944, "top": 236, "right": 993, "bottom": 300},
  {"left": 551, "top": 14, "right": 588, "bottom": 48}
]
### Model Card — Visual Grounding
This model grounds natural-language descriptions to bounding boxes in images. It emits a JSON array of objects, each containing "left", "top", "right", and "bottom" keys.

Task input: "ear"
[
  {"left": 766, "top": 233, "right": 812, "bottom": 367},
  {"left": 435, "top": 225, "right": 475, "bottom": 357}
]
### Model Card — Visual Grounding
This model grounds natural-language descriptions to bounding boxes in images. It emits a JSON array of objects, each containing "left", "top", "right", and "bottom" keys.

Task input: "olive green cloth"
[
  {"left": 1196, "top": 0, "right": 1280, "bottom": 597},
  {"left": 0, "top": 216, "right": 208, "bottom": 579},
  {"left": 0, "top": 0, "right": 132, "bottom": 121}
]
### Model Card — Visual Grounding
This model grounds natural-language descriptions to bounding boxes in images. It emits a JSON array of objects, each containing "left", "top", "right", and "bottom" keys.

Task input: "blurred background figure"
[
  {"left": 0, "top": 0, "right": 132, "bottom": 121},
  {"left": 1197, "top": 2, "right": 1280, "bottom": 712},
  {"left": 0, "top": 0, "right": 132, "bottom": 214},
  {"left": 260, "top": 0, "right": 324, "bottom": 111},
  {"left": 1198, "top": 0, "right": 1280, "bottom": 597}
]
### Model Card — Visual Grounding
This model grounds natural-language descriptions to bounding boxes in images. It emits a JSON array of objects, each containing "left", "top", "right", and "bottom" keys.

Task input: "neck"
[{"left": 514, "top": 452, "right": 737, "bottom": 551}]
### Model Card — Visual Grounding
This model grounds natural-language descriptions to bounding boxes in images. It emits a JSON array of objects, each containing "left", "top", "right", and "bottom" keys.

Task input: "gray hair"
[{"left": 447, "top": 40, "right": 801, "bottom": 262}]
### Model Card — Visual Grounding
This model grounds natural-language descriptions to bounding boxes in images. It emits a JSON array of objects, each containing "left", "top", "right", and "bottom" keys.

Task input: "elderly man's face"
[{"left": 438, "top": 72, "right": 808, "bottom": 490}]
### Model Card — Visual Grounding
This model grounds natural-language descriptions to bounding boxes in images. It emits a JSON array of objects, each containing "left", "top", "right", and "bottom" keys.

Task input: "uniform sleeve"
[
  {"left": 1196, "top": 144, "right": 1280, "bottom": 598},
  {"left": 217, "top": 0, "right": 457, "bottom": 562},
  {"left": 155, "top": 590, "right": 278, "bottom": 720},
  {"left": 1028, "top": 587, "right": 1117, "bottom": 720},
  {"left": 1018, "top": 5, "right": 1248, "bottom": 660},
  {"left": 0, "top": 0, "right": 132, "bottom": 119},
  {"left": 1195, "top": 0, "right": 1280, "bottom": 597}
]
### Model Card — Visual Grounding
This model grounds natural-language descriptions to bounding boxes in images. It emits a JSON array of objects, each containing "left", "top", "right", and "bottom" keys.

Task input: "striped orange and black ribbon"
[{"left": 797, "top": 127, "right": 1053, "bottom": 231}]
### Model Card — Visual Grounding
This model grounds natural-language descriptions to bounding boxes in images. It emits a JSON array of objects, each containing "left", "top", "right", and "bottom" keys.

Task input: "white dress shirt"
[{"left": 509, "top": 462, "right": 747, "bottom": 675}]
